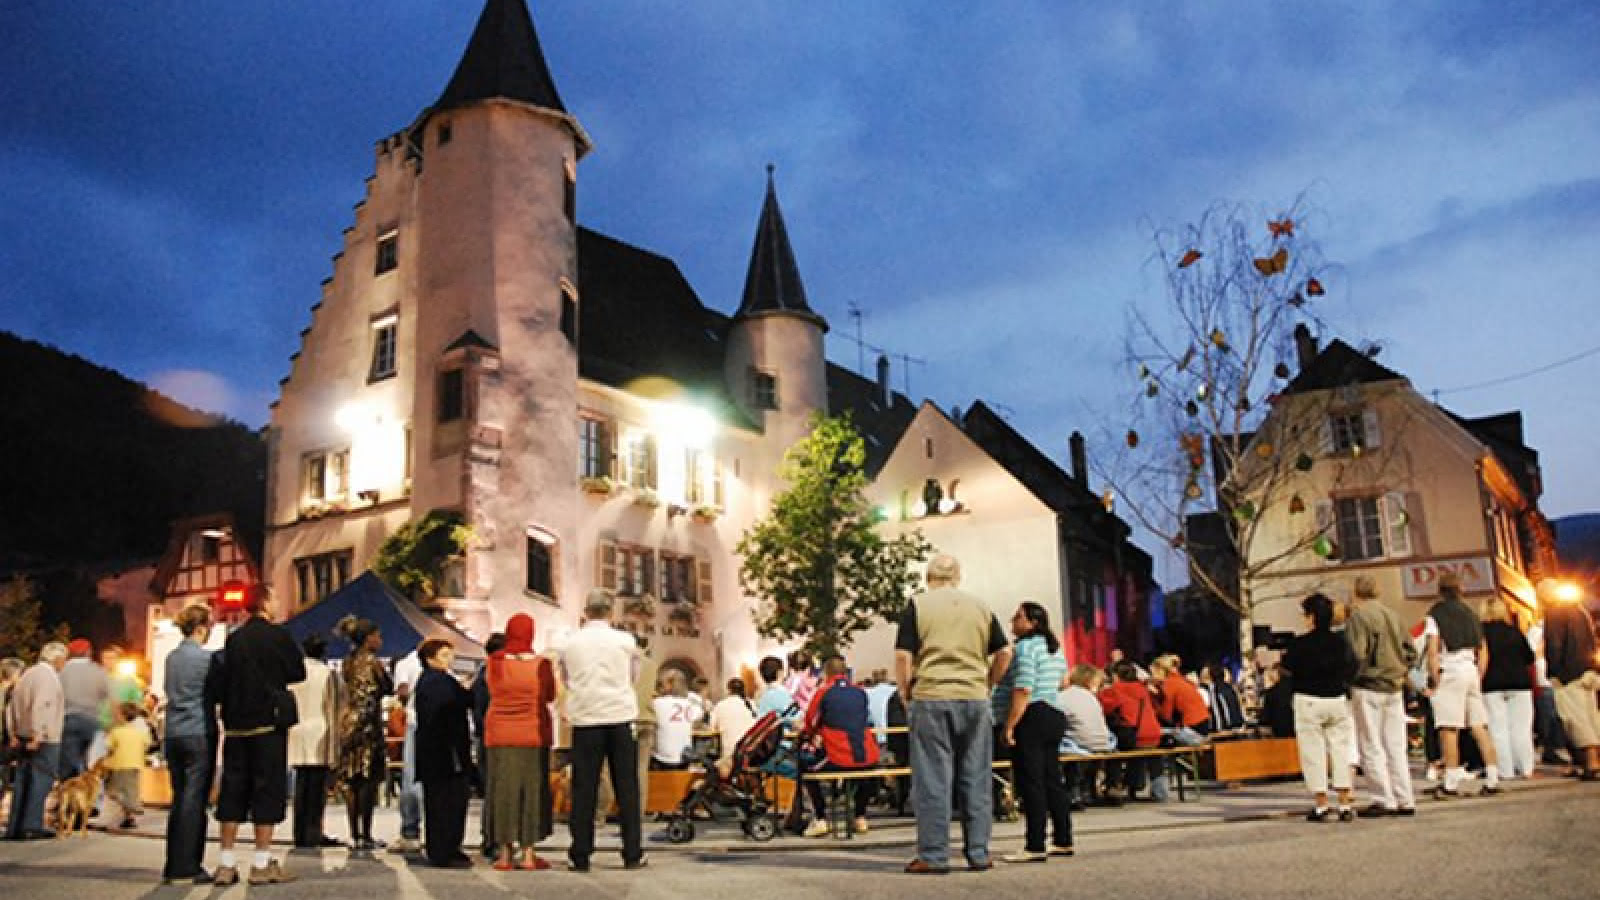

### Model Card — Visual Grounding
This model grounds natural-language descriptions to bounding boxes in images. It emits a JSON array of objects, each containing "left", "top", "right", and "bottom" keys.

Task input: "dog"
[{"left": 52, "top": 760, "right": 108, "bottom": 838}]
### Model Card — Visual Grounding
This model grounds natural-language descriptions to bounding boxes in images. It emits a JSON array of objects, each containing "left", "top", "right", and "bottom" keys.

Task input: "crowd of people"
[{"left": 2, "top": 557, "right": 1598, "bottom": 881}]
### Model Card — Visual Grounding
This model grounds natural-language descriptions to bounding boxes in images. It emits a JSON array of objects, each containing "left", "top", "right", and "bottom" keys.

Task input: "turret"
[{"left": 724, "top": 166, "right": 828, "bottom": 452}]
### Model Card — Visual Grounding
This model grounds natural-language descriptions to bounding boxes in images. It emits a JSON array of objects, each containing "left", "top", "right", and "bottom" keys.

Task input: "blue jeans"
[
  {"left": 163, "top": 735, "right": 215, "bottom": 878},
  {"left": 909, "top": 699, "right": 993, "bottom": 868},
  {"left": 5, "top": 742, "right": 59, "bottom": 837},
  {"left": 400, "top": 718, "right": 423, "bottom": 839},
  {"left": 59, "top": 713, "right": 99, "bottom": 778}
]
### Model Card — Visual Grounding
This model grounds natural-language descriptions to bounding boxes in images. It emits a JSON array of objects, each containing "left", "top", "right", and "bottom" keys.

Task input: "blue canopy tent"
[{"left": 282, "top": 571, "right": 484, "bottom": 664}]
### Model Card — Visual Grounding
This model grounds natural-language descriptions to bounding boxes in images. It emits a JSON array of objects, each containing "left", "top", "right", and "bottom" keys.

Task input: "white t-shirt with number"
[{"left": 651, "top": 695, "right": 698, "bottom": 764}]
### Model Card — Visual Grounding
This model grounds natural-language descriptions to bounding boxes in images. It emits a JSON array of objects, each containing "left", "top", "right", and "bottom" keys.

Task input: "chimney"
[
  {"left": 875, "top": 354, "right": 891, "bottom": 407},
  {"left": 1293, "top": 323, "right": 1318, "bottom": 372},
  {"left": 1069, "top": 431, "right": 1088, "bottom": 488}
]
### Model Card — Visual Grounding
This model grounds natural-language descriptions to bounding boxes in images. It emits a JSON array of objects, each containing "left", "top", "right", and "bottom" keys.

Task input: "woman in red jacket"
[
  {"left": 1098, "top": 661, "right": 1161, "bottom": 800},
  {"left": 485, "top": 614, "right": 556, "bottom": 871}
]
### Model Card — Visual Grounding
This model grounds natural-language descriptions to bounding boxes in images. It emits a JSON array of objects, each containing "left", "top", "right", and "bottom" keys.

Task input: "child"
[{"left": 104, "top": 701, "right": 151, "bottom": 829}]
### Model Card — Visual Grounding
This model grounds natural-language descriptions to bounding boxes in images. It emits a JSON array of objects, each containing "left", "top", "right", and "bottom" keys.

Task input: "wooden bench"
[
  {"left": 1059, "top": 745, "right": 1211, "bottom": 802},
  {"left": 1202, "top": 736, "right": 1301, "bottom": 782}
]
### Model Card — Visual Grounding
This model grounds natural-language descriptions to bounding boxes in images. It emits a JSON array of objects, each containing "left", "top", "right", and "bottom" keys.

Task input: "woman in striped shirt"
[{"left": 994, "top": 601, "right": 1073, "bottom": 863}]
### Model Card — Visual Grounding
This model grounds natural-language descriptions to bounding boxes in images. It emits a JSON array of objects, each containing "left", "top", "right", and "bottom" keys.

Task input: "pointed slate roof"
[
  {"left": 735, "top": 168, "right": 826, "bottom": 329},
  {"left": 437, "top": 0, "right": 569, "bottom": 114},
  {"left": 1285, "top": 338, "right": 1404, "bottom": 394}
]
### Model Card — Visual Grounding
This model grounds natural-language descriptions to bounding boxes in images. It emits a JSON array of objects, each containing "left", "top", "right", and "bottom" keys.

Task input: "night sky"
[{"left": 6, "top": 2, "right": 1598, "bottom": 581}]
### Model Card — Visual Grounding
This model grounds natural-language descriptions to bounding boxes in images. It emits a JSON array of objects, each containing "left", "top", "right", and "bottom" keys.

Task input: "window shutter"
[
  {"left": 1318, "top": 417, "right": 1335, "bottom": 456},
  {"left": 696, "top": 558, "right": 713, "bottom": 607},
  {"left": 712, "top": 458, "right": 725, "bottom": 508},
  {"left": 1314, "top": 499, "right": 1337, "bottom": 566},
  {"left": 599, "top": 419, "right": 614, "bottom": 478},
  {"left": 644, "top": 436, "right": 658, "bottom": 489},
  {"left": 1362, "top": 408, "right": 1382, "bottom": 451},
  {"left": 596, "top": 541, "right": 617, "bottom": 591},
  {"left": 642, "top": 551, "right": 657, "bottom": 598},
  {"left": 1382, "top": 491, "right": 1412, "bottom": 558}
]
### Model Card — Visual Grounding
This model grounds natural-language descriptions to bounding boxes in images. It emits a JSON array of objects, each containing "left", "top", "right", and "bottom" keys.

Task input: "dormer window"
[{"left": 751, "top": 370, "right": 778, "bottom": 411}]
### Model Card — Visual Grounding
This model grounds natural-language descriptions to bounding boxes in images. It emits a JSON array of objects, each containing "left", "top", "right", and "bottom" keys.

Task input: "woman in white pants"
[
  {"left": 1281, "top": 593, "right": 1359, "bottom": 822},
  {"left": 1480, "top": 599, "right": 1536, "bottom": 779}
]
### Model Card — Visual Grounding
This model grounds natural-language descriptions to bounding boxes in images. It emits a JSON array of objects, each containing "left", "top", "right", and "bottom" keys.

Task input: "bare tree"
[{"left": 1099, "top": 199, "right": 1408, "bottom": 658}]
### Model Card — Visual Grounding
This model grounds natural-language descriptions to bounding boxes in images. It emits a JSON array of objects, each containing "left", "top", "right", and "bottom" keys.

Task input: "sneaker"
[
  {"left": 1357, "top": 803, "right": 1393, "bottom": 819},
  {"left": 1002, "top": 850, "right": 1048, "bottom": 864},
  {"left": 390, "top": 837, "right": 421, "bottom": 853},
  {"left": 1048, "top": 845, "right": 1075, "bottom": 857},
  {"left": 803, "top": 819, "right": 831, "bottom": 838},
  {"left": 1306, "top": 808, "right": 1332, "bottom": 822},
  {"left": 248, "top": 860, "right": 297, "bottom": 885},
  {"left": 566, "top": 859, "right": 590, "bottom": 873},
  {"left": 1337, "top": 807, "right": 1355, "bottom": 822},
  {"left": 624, "top": 856, "right": 649, "bottom": 871},
  {"left": 1433, "top": 786, "right": 1460, "bottom": 800},
  {"left": 213, "top": 866, "right": 239, "bottom": 886},
  {"left": 1423, "top": 765, "right": 1439, "bottom": 782},
  {"left": 852, "top": 817, "right": 869, "bottom": 834}
]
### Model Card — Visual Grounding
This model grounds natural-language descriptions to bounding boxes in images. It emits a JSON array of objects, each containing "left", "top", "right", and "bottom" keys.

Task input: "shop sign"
[{"left": 1402, "top": 557, "right": 1494, "bottom": 598}]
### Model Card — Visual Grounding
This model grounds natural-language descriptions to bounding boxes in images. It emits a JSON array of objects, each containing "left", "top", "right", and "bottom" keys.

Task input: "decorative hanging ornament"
[
  {"left": 1253, "top": 248, "right": 1288, "bottom": 276},
  {"left": 1255, "top": 441, "right": 1274, "bottom": 459},
  {"left": 1185, "top": 399, "right": 1200, "bottom": 417},
  {"left": 1233, "top": 500, "right": 1256, "bottom": 522},
  {"left": 1312, "top": 535, "right": 1334, "bottom": 558},
  {"left": 1101, "top": 489, "right": 1116, "bottom": 512},
  {"left": 1170, "top": 533, "right": 1186, "bottom": 550},
  {"left": 1178, "top": 249, "right": 1203, "bottom": 268},
  {"left": 1306, "top": 277, "right": 1325, "bottom": 297},
  {"left": 1177, "top": 346, "right": 1196, "bottom": 372},
  {"left": 1287, "top": 292, "right": 1306, "bottom": 309},
  {"left": 1146, "top": 381, "right": 1159, "bottom": 398},
  {"left": 1295, "top": 453, "right": 1315, "bottom": 472},
  {"left": 1210, "top": 328, "right": 1228, "bottom": 349},
  {"left": 1125, "top": 429, "right": 1140, "bottom": 449},
  {"left": 1274, "top": 361, "right": 1291, "bottom": 379},
  {"left": 1268, "top": 218, "right": 1295, "bottom": 238},
  {"left": 1139, "top": 363, "right": 1150, "bottom": 380},
  {"left": 1189, "top": 452, "right": 1205, "bottom": 470},
  {"left": 1185, "top": 480, "right": 1203, "bottom": 500},
  {"left": 1289, "top": 494, "right": 1306, "bottom": 514}
]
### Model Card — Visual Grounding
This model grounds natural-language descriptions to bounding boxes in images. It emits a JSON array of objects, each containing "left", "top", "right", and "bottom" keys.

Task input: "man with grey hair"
[
  {"left": 560, "top": 589, "right": 645, "bottom": 872},
  {"left": 895, "top": 555, "right": 1012, "bottom": 873},
  {"left": 5, "top": 641, "right": 68, "bottom": 839},
  {"left": 1345, "top": 575, "right": 1418, "bottom": 816}
]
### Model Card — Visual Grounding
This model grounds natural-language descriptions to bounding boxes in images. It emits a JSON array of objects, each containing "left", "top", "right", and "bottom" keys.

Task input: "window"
[
  {"left": 751, "top": 370, "right": 778, "bottom": 411},
  {"left": 1329, "top": 412, "right": 1365, "bottom": 453},
  {"left": 563, "top": 158, "right": 577, "bottom": 223},
  {"left": 375, "top": 230, "right": 398, "bottom": 275},
  {"left": 303, "top": 453, "right": 327, "bottom": 501},
  {"left": 924, "top": 437, "right": 935, "bottom": 459},
  {"left": 294, "top": 550, "right": 353, "bottom": 607},
  {"left": 625, "top": 433, "right": 658, "bottom": 490},
  {"left": 438, "top": 368, "right": 465, "bottom": 423},
  {"left": 1334, "top": 496, "right": 1385, "bottom": 561},
  {"left": 369, "top": 316, "right": 398, "bottom": 381},
  {"left": 579, "top": 417, "right": 613, "bottom": 479},
  {"left": 617, "top": 545, "right": 655, "bottom": 597},
  {"left": 200, "top": 534, "right": 221, "bottom": 564},
  {"left": 526, "top": 528, "right": 556, "bottom": 599},
  {"left": 560, "top": 280, "right": 578, "bottom": 345},
  {"left": 329, "top": 449, "right": 349, "bottom": 500},
  {"left": 685, "top": 448, "right": 707, "bottom": 505},
  {"left": 437, "top": 122, "right": 452, "bottom": 146},
  {"left": 660, "top": 553, "right": 696, "bottom": 604}
]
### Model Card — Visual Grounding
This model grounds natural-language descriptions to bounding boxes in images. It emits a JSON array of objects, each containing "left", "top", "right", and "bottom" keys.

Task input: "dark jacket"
[
  {"left": 1481, "top": 621, "right": 1534, "bottom": 692},
  {"left": 217, "top": 615, "right": 306, "bottom": 734},
  {"left": 1544, "top": 604, "right": 1599, "bottom": 684},
  {"left": 1282, "top": 629, "right": 1357, "bottom": 699},
  {"left": 415, "top": 667, "right": 473, "bottom": 783}
]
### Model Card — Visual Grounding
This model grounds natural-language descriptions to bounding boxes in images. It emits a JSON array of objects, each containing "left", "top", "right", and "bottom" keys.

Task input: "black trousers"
[
  {"left": 422, "top": 774, "right": 469, "bottom": 865},
  {"left": 163, "top": 735, "right": 215, "bottom": 879},
  {"left": 1013, "top": 702, "right": 1073, "bottom": 852},
  {"left": 568, "top": 723, "right": 642, "bottom": 866},
  {"left": 291, "top": 765, "right": 329, "bottom": 848}
]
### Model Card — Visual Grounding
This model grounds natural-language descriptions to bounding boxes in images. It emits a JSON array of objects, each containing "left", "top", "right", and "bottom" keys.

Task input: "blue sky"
[{"left": 5, "top": 1, "right": 1598, "bottom": 578}]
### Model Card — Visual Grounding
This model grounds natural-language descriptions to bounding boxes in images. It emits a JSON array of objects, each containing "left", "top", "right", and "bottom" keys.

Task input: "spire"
[
  {"left": 436, "top": 0, "right": 569, "bottom": 116},
  {"left": 735, "top": 166, "right": 826, "bottom": 329}
]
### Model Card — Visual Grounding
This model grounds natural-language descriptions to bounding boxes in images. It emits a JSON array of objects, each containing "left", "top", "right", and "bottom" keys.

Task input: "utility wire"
[{"left": 1434, "top": 341, "right": 1600, "bottom": 395}]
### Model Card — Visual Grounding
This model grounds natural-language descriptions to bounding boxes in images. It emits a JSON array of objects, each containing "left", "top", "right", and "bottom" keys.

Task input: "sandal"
[
  {"left": 519, "top": 857, "right": 551, "bottom": 871},
  {"left": 493, "top": 859, "right": 515, "bottom": 872}
]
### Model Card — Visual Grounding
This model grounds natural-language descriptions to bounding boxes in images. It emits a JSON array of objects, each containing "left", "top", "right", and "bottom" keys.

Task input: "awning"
[{"left": 282, "top": 571, "right": 484, "bottom": 662}]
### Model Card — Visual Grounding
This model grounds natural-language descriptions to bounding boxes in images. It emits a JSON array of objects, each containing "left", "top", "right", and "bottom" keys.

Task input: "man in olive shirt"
[
  {"left": 894, "top": 555, "right": 1011, "bottom": 874},
  {"left": 1344, "top": 576, "right": 1418, "bottom": 816}
]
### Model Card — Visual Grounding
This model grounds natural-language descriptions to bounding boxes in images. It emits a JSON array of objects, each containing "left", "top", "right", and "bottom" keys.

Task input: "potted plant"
[
  {"left": 580, "top": 475, "right": 615, "bottom": 496},
  {"left": 691, "top": 505, "right": 719, "bottom": 524},
  {"left": 633, "top": 487, "right": 661, "bottom": 508},
  {"left": 623, "top": 593, "right": 657, "bottom": 618},
  {"left": 667, "top": 602, "right": 698, "bottom": 626}
]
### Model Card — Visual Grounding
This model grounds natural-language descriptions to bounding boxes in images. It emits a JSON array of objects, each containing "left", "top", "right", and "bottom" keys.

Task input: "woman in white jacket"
[{"left": 289, "top": 634, "right": 344, "bottom": 849}]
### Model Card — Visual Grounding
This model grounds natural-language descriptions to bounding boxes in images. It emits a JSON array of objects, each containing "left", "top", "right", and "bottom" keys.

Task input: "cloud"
[{"left": 147, "top": 368, "right": 238, "bottom": 420}]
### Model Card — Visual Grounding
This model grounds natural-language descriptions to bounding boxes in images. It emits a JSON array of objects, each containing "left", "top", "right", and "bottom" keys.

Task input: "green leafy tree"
[
  {"left": 372, "top": 509, "right": 473, "bottom": 604},
  {"left": 0, "top": 575, "right": 69, "bottom": 663},
  {"left": 737, "top": 413, "right": 932, "bottom": 658}
]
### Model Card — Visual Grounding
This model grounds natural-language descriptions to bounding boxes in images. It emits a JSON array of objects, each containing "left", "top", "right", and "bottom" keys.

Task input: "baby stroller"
[{"left": 660, "top": 710, "right": 796, "bottom": 843}]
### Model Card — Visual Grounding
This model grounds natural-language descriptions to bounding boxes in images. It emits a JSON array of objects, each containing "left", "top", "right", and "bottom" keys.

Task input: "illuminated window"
[
  {"left": 626, "top": 433, "right": 658, "bottom": 490},
  {"left": 685, "top": 448, "right": 707, "bottom": 505},
  {"left": 369, "top": 316, "right": 398, "bottom": 381},
  {"left": 579, "top": 416, "right": 613, "bottom": 479},
  {"left": 616, "top": 545, "right": 655, "bottom": 597},
  {"left": 303, "top": 453, "right": 327, "bottom": 501},
  {"left": 294, "top": 550, "right": 353, "bottom": 607},
  {"left": 660, "top": 553, "right": 696, "bottom": 604},
  {"left": 375, "top": 230, "right": 398, "bottom": 275}
]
